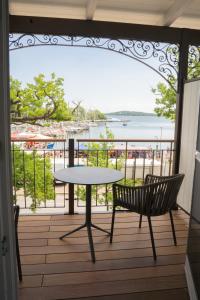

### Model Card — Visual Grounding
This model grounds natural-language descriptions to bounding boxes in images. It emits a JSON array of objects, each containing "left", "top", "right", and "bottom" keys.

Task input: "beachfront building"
[{"left": 2, "top": 1, "right": 200, "bottom": 299}]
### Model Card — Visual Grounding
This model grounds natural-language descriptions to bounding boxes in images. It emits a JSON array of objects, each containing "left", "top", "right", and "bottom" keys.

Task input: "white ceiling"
[{"left": 9, "top": 0, "right": 200, "bottom": 30}]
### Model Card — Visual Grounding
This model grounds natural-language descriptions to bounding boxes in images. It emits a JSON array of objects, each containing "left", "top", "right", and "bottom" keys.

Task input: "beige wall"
[{"left": 177, "top": 80, "right": 200, "bottom": 212}]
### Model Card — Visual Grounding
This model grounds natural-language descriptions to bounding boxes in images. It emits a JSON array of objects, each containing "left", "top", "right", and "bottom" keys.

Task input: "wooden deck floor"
[{"left": 18, "top": 209, "right": 189, "bottom": 300}]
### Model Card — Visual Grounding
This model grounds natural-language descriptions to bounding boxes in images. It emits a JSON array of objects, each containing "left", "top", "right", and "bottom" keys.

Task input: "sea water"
[
  {"left": 71, "top": 115, "right": 174, "bottom": 139},
  {"left": 66, "top": 115, "right": 175, "bottom": 150}
]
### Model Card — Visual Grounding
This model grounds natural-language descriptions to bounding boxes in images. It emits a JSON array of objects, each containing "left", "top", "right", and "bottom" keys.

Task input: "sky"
[{"left": 10, "top": 44, "right": 166, "bottom": 113}]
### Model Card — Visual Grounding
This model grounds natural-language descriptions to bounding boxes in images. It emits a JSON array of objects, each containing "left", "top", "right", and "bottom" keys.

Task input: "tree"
[
  {"left": 10, "top": 74, "right": 106, "bottom": 124},
  {"left": 10, "top": 73, "right": 73, "bottom": 125},
  {"left": 73, "top": 104, "right": 87, "bottom": 121},
  {"left": 152, "top": 78, "right": 176, "bottom": 121},
  {"left": 12, "top": 146, "right": 54, "bottom": 210},
  {"left": 72, "top": 105, "right": 106, "bottom": 121},
  {"left": 86, "top": 109, "right": 106, "bottom": 121},
  {"left": 76, "top": 128, "right": 141, "bottom": 207},
  {"left": 152, "top": 53, "right": 200, "bottom": 121}
]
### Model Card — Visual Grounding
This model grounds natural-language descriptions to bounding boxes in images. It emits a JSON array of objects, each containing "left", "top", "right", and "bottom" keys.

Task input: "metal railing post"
[{"left": 68, "top": 138, "right": 75, "bottom": 214}]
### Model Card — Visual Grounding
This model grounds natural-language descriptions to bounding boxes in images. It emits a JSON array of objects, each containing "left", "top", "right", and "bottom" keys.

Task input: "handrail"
[
  {"left": 11, "top": 138, "right": 66, "bottom": 142},
  {"left": 77, "top": 138, "right": 174, "bottom": 143}
]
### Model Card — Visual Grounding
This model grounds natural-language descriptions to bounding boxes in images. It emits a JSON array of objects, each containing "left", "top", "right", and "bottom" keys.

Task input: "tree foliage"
[
  {"left": 152, "top": 79, "right": 176, "bottom": 121},
  {"left": 10, "top": 73, "right": 106, "bottom": 125},
  {"left": 86, "top": 109, "right": 106, "bottom": 121},
  {"left": 152, "top": 54, "right": 200, "bottom": 121},
  {"left": 12, "top": 146, "right": 54, "bottom": 210},
  {"left": 73, "top": 105, "right": 106, "bottom": 121},
  {"left": 10, "top": 73, "right": 72, "bottom": 125}
]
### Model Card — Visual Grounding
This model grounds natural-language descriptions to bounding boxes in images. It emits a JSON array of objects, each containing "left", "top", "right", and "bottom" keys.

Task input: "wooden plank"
[
  {"left": 19, "top": 274, "right": 187, "bottom": 300},
  {"left": 65, "top": 288, "right": 189, "bottom": 300},
  {"left": 46, "top": 245, "right": 186, "bottom": 264},
  {"left": 19, "top": 215, "right": 51, "bottom": 221},
  {"left": 21, "top": 254, "right": 186, "bottom": 276},
  {"left": 19, "top": 220, "right": 52, "bottom": 227},
  {"left": 47, "top": 230, "right": 188, "bottom": 246},
  {"left": 21, "top": 255, "right": 46, "bottom": 265},
  {"left": 19, "top": 213, "right": 189, "bottom": 227},
  {"left": 19, "top": 275, "right": 43, "bottom": 288},
  {"left": 43, "top": 264, "right": 185, "bottom": 287},
  {"left": 49, "top": 210, "right": 187, "bottom": 221},
  {"left": 49, "top": 220, "right": 188, "bottom": 232},
  {"left": 18, "top": 224, "right": 188, "bottom": 240},
  {"left": 19, "top": 237, "right": 187, "bottom": 255},
  {"left": 19, "top": 239, "right": 47, "bottom": 247},
  {"left": 18, "top": 226, "right": 49, "bottom": 233}
]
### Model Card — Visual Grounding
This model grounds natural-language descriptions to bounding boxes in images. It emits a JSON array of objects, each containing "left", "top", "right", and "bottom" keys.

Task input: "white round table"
[{"left": 54, "top": 166, "right": 124, "bottom": 262}]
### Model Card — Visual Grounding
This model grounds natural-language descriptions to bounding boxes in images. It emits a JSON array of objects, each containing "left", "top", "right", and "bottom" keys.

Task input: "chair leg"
[
  {"left": 110, "top": 205, "right": 116, "bottom": 243},
  {"left": 147, "top": 216, "right": 157, "bottom": 260},
  {"left": 16, "top": 230, "right": 22, "bottom": 281},
  {"left": 139, "top": 214, "right": 142, "bottom": 228},
  {"left": 169, "top": 210, "right": 177, "bottom": 246}
]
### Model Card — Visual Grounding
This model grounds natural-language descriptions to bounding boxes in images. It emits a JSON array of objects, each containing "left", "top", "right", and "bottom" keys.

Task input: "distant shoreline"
[{"left": 105, "top": 110, "right": 155, "bottom": 117}]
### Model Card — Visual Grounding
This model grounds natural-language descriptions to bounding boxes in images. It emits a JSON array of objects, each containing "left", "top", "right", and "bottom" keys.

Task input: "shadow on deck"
[{"left": 18, "top": 209, "right": 189, "bottom": 300}]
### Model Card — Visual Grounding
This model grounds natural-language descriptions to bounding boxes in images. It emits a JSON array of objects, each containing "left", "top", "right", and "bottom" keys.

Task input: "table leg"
[
  {"left": 86, "top": 185, "right": 96, "bottom": 263},
  {"left": 91, "top": 223, "right": 110, "bottom": 235},
  {"left": 59, "top": 184, "right": 110, "bottom": 263},
  {"left": 87, "top": 224, "right": 95, "bottom": 263},
  {"left": 59, "top": 223, "right": 86, "bottom": 240}
]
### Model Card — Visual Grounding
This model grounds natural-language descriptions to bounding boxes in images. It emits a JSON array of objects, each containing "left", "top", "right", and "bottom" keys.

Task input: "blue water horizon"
[{"left": 74, "top": 115, "right": 174, "bottom": 140}]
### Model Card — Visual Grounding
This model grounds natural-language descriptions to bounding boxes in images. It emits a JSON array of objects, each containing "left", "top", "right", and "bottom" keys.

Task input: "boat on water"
[
  {"left": 88, "top": 122, "right": 98, "bottom": 127},
  {"left": 106, "top": 117, "right": 121, "bottom": 122},
  {"left": 121, "top": 119, "right": 130, "bottom": 126}
]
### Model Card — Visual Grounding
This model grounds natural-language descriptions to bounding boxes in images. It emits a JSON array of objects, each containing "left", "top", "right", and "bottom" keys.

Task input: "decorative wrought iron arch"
[
  {"left": 9, "top": 34, "right": 179, "bottom": 91},
  {"left": 188, "top": 45, "right": 200, "bottom": 80}
]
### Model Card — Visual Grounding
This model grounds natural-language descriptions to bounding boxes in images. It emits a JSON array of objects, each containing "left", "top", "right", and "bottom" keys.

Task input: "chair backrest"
[
  {"left": 143, "top": 174, "right": 184, "bottom": 216},
  {"left": 113, "top": 174, "right": 184, "bottom": 216}
]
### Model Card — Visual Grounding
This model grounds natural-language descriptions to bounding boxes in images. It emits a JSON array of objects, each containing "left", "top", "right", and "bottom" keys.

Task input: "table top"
[{"left": 54, "top": 166, "right": 124, "bottom": 185}]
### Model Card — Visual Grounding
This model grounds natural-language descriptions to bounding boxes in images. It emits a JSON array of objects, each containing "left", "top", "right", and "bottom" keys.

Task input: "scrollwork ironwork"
[
  {"left": 188, "top": 45, "right": 200, "bottom": 79},
  {"left": 9, "top": 34, "right": 179, "bottom": 90}
]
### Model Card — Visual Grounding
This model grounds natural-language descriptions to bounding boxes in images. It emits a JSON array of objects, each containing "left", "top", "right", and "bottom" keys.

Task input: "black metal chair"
[
  {"left": 13, "top": 205, "right": 22, "bottom": 281},
  {"left": 110, "top": 174, "right": 184, "bottom": 260}
]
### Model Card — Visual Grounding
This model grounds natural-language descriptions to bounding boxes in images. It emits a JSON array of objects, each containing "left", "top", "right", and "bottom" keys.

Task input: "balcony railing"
[{"left": 11, "top": 138, "right": 175, "bottom": 213}]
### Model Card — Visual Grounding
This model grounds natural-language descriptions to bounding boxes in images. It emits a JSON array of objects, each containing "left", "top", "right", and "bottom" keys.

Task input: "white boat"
[
  {"left": 106, "top": 117, "right": 121, "bottom": 122},
  {"left": 88, "top": 122, "right": 98, "bottom": 127}
]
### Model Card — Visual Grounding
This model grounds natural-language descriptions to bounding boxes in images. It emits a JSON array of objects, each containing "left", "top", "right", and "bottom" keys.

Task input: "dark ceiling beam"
[
  {"left": 183, "top": 29, "right": 200, "bottom": 45},
  {"left": 10, "top": 15, "right": 200, "bottom": 45},
  {"left": 9, "top": 15, "right": 184, "bottom": 43}
]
